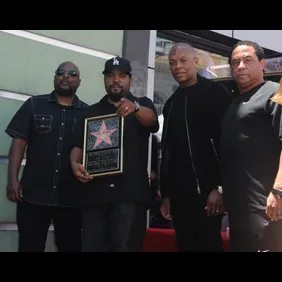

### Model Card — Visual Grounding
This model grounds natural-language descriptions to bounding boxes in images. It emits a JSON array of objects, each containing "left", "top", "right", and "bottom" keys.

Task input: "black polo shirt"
[
  {"left": 5, "top": 91, "right": 88, "bottom": 207},
  {"left": 73, "top": 93, "right": 159, "bottom": 208}
]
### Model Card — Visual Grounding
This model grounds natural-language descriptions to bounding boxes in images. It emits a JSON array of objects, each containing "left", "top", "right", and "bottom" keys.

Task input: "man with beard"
[
  {"left": 70, "top": 57, "right": 159, "bottom": 252},
  {"left": 5, "top": 61, "right": 88, "bottom": 252}
]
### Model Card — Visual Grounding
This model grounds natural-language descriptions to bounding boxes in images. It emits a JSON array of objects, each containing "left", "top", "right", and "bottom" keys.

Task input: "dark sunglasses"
[{"left": 55, "top": 68, "right": 79, "bottom": 77}]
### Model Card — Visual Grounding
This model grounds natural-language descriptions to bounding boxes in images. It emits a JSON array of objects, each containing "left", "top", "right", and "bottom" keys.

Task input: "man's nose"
[
  {"left": 175, "top": 61, "right": 182, "bottom": 69},
  {"left": 59, "top": 71, "right": 69, "bottom": 79},
  {"left": 238, "top": 61, "right": 246, "bottom": 69},
  {"left": 113, "top": 75, "right": 120, "bottom": 82}
]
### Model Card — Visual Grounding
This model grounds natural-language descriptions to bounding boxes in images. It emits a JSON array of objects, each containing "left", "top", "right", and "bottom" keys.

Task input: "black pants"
[
  {"left": 228, "top": 211, "right": 282, "bottom": 252},
  {"left": 81, "top": 202, "right": 147, "bottom": 252},
  {"left": 17, "top": 200, "right": 82, "bottom": 252},
  {"left": 171, "top": 194, "right": 223, "bottom": 252}
]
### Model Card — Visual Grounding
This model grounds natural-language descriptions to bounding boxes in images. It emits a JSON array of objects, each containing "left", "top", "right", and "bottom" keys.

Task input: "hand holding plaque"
[
  {"left": 71, "top": 161, "right": 94, "bottom": 183},
  {"left": 82, "top": 113, "right": 124, "bottom": 177}
]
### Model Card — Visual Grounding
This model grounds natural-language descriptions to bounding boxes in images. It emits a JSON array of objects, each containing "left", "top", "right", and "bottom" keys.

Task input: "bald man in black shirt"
[{"left": 159, "top": 43, "right": 233, "bottom": 252}]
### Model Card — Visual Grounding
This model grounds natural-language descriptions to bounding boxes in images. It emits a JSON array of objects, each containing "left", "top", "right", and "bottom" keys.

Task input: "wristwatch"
[
  {"left": 134, "top": 101, "right": 140, "bottom": 113},
  {"left": 271, "top": 188, "right": 282, "bottom": 198},
  {"left": 216, "top": 185, "right": 223, "bottom": 194}
]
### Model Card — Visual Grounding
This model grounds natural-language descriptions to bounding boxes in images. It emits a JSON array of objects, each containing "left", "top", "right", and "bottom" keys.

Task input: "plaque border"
[{"left": 82, "top": 113, "right": 124, "bottom": 177}]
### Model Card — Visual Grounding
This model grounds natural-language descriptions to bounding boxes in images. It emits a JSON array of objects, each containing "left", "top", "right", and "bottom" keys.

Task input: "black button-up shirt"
[{"left": 5, "top": 91, "right": 88, "bottom": 207}]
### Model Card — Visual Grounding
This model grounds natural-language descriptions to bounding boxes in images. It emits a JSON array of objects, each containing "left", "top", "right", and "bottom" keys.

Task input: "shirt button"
[
  {"left": 110, "top": 184, "right": 115, "bottom": 187},
  {"left": 53, "top": 186, "right": 56, "bottom": 188},
  {"left": 56, "top": 170, "right": 58, "bottom": 172},
  {"left": 61, "top": 123, "right": 64, "bottom": 125},
  {"left": 58, "top": 153, "right": 60, "bottom": 156},
  {"left": 60, "top": 137, "right": 62, "bottom": 140},
  {"left": 62, "top": 109, "right": 65, "bottom": 112}
]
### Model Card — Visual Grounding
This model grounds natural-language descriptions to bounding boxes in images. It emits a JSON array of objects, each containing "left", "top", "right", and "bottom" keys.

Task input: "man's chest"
[{"left": 32, "top": 106, "right": 81, "bottom": 137}]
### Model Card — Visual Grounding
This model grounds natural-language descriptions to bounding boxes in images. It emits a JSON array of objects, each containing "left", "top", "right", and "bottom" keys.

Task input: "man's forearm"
[
  {"left": 8, "top": 138, "right": 27, "bottom": 183},
  {"left": 70, "top": 147, "right": 83, "bottom": 164},
  {"left": 134, "top": 106, "right": 157, "bottom": 127}
]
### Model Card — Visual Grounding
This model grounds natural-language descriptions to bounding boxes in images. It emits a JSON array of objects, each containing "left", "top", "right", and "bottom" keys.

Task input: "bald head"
[
  {"left": 169, "top": 43, "right": 196, "bottom": 57},
  {"left": 168, "top": 43, "right": 198, "bottom": 87},
  {"left": 57, "top": 61, "right": 80, "bottom": 75}
]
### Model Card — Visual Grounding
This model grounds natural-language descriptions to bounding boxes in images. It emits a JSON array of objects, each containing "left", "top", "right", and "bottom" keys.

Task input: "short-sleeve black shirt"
[
  {"left": 72, "top": 93, "right": 159, "bottom": 208},
  {"left": 221, "top": 81, "right": 282, "bottom": 212},
  {"left": 5, "top": 91, "right": 88, "bottom": 207}
]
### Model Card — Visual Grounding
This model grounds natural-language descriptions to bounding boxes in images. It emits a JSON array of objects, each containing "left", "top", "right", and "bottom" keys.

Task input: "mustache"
[
  {"left": 60, "top": 79, "right": 70, "bottom": 84},
  {"left": 110, "top": 83, "right": 122, "bottom": 88}
]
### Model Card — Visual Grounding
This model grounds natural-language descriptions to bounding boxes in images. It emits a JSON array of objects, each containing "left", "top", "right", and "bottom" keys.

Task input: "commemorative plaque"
[{"left": 82, "top": 113, "right": 124, "bottom": 177}]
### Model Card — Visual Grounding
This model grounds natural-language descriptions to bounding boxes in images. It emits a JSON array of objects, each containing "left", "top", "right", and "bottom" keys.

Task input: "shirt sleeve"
[
  {"left": 211, "top": 82, "right": 234, "bottom": 158},
  {"left": 5, "top": 97, "right": 33, "bottom": 140},
  {"left": 266, "top": 96, "right": 282, "bottom": 144},
  {"left": 138, "top": 97, "right": 160, "bottom": 133},
  {"left": 209, "top": 82, "right": 234, "bottom": 188}
]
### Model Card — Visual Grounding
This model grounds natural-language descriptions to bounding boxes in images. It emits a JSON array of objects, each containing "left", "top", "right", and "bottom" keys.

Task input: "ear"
[
  {"left": 129, "top": 77, "right": 133, "bottom": 87},
  {"left": 194, "top": 56, "right": 199, "bottom": 68},
  {"left": 78, "top": 78, "right": 81, "bottom": 87},
  {"left": 260, "top": 58, "right": 266, "bottom": 70}
]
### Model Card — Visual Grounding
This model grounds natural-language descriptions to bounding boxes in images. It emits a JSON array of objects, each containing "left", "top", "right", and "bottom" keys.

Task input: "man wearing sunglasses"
[
  {"left": 5, "top": 61, "right": 88, "bottom": 252},
  {"left": 70, "top": 56, "right": 159, "bottom": 252}
]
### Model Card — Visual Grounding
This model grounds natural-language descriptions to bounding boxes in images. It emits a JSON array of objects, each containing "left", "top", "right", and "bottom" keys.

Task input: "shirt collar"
[
  {"left": 99, "top": 92, "right": 135, "bottom": 104},
  {"left": 48, "top": 91, "right": 82, "bottom": 108}
]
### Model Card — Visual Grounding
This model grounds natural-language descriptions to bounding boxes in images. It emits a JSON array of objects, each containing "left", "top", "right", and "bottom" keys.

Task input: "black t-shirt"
[
  {"left": 221, "top": 81, "right": 281, "bottom": 212},
  {"left": 151, "top": 134, "right": 160, "bottom": 173},
  {"left": 73, "top": 93, "right": 159, "bottom": 208}
]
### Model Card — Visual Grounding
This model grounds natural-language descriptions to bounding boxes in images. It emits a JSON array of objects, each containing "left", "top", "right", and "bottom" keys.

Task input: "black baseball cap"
[{"left": 102, "top": 56, "right": 132, "bottom": 77}]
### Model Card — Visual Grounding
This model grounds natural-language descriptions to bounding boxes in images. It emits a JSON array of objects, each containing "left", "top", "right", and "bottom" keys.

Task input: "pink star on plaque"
[{"left": 90, "top": 120, "right": 117, "bottom": 149}]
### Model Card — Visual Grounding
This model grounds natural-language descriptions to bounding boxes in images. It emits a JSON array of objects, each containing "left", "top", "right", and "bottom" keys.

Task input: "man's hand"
[
  {"left": 266, "top": 192, "right": 282, "bottom": 221},
  {"left": 160, "top": 197, "right": 172, "bottom": 220},
  {"left": 7, "top": 179, "right": 23, "bottom": 202},
  {"left": 206, "top": 189, "right": 223, "bottom": 216},
  {"left": 114, "top": 98, "right": 136, "bottom": 117},
  {"left": 71, "top": 162, "right": 93, "bottom": 183}
]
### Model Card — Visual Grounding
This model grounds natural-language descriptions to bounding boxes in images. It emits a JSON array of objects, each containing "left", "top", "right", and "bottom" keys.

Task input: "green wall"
[
  {"left": 27, "top": 30, "right": 123, "bottom": 55},
  {"left": 0, "top": 30, "right": 124, "bottom": 252},
  {"left": 0, "top": 31, "right": 118, "bottom": 104}
]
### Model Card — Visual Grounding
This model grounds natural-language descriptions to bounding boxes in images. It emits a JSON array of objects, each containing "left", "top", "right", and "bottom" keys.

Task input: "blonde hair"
[{"left": 270, "top": 77, "right": 282, "bottom": 105}]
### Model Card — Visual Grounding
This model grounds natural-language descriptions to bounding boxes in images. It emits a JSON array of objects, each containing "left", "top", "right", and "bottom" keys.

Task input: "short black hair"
[{"left": 228, "top": 40, "right": 265, "bottom": 66}]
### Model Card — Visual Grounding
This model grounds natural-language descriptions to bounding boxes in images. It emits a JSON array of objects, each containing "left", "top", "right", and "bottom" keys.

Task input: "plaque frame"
[{"left": 82, "top": 113, "right": 124, "bottom": 177}]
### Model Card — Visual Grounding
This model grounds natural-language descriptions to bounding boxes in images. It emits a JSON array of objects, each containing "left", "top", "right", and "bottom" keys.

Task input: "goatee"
[
  {"left": 55, "top": 88, "right": 74, "bottom": 97},
  {"left": 108, "top": 92, "right": 123, "bottom": 103}
]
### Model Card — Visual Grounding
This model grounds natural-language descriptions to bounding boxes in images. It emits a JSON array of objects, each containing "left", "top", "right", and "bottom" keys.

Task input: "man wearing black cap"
[{"left": 70, "top": 56, "right": 159, "bottom": 252}]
